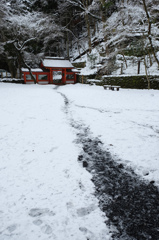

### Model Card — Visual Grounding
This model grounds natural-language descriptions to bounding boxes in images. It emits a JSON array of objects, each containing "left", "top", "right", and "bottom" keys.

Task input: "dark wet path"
[
  {"left": 59, "top": 91, "right": 159, "bottom": 240},
  {"left": 77, "top": 132, "right": 159, "bottom": 240}
]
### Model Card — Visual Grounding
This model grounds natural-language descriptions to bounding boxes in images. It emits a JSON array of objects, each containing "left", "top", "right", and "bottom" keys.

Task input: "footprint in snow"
[
  {"left": 33, "top": 221, "right": 53, "bottom": 235},
  {"left": 66, "top": 202, "right": 97, "bottom": 218},
  {"left": 29, "top": 208, "right": 55, "bottom": 217},
  {"left": 77, "top": 204, "right": 97, "bottom": 217},
  {"left": 66, "top": 202, "right": 77, "bottom": 217},
  {"left": 41, "top": 224, "right": 52, "bottom": 235},
  {"left": 33, "top": 219, "right": 43, "bottom": 226},
  {"left": 79, "top": 227, "right": 96, "bottom": 240},
  {"left": 30, "top": 211, "right": 55, "bottom": 237},
  {"left": 7, "top": 224, "right": 17, "bottom": 233}
]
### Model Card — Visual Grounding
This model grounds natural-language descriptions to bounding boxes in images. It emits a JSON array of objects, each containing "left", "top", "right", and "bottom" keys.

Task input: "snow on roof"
[
  {"left": 44, "top": 56, "right": 65, "bottom": 59},
  {"left": 71, "top": 68, "right": 80, "bottom": 72},
  {"left": 42, "top": 57, "right": 74, "bottom": 68},
  {"left": 21, "top": 68, "right": 43, "bottom": 72}
]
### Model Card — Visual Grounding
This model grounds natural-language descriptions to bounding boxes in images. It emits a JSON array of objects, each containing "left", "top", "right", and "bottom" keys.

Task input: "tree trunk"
[
  {"left": 121, "top": 63, "right": 124, "bottom": 74},
  {"left": 148, "top": 51, "right": 152, "bottom": 66},
  {"left": 121, "top": 53, "right": 127, "bottom": 68},
  {"left": 138, "top": 59, "right": 140, "bottom": 74},
  {"left": 93, "top": 18, "right": 96, "bottom": 36},
  {"left": 1, "top": 31, "right": 16, "bottom": 78},
  {"left": 17, "top": 49, "right": 36, "bottom": 84},
  {"left": 85, "top": 0, "right": 92, "bottom": 53},
  {"left": 99, "top": 0, "right": 106, "bottom": 23},
  {"left": 144, "top": 55, "right": 150, "bottom": 89},
  {"left": 85, "top": 13, "right": 92, "bottom": 53},
  {"left": 142, "top": 0, "right": 159, "bottom": 69},
  {"left": 7, "top": 59, "right": 16, "bottom": 78},
  {"left": 66, "top": 31, "right": 70, "bottom": 59}
]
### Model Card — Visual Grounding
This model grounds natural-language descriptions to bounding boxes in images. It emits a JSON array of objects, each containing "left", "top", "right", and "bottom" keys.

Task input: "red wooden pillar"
[
  {"left": 36, "top": 73, "right": 38, "bottom": 84},
  {"left": 74, "top": 73, "right": 76, "bottom": 83},
  {"left": 24, "top": 73, "right": 26, "bottom": 84},
  {"left": 62, "top": 68, "right": 66, "bottom": 84},
  {"left": 50, "top": 69, "right": 53, "bottom": 84}
]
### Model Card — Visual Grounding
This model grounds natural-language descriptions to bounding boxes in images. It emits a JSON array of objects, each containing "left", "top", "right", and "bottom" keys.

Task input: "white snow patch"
[
  {"left": 0, "top": 83, "right": 111, "bottom": 240},
  {"left": 21, "top": 68, "right": 43, "bottom": 72},
  {"left": 42, "top": 58, "right": 74, "bottom": 68}
]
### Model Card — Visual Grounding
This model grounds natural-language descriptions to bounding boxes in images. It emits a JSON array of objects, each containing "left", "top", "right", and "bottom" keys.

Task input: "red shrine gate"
[{"left": 22, "top": 57, "right": 78, "bottom": 84}]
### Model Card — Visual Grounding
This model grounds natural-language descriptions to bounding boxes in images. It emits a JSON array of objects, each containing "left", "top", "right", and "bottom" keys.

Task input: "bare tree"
[
  {"left": 10, "top": 39, "right": 37, "bottom": 83},
  {"left": 64, "top": 0, "right": 102, "bottom": 53},
  {"left": 0, "top": 4, "right": 63, "bottom": 78},
  {"left": 67, "top": 0, "right": 101, "bottom": 20},
  {"left": 142, "top": 0, "right": 159, "bottom": 69}
]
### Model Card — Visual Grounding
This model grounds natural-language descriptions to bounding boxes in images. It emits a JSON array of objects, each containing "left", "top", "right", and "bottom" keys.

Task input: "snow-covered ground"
[
  {"left": 59, "top": 84, "right": 159, "bottom": 185},
  {"left": 0, "top": 83, "right": 110, "bottom": 240},
  {"left": 0, "top": 83, "right": 159, "bottom": 240}
]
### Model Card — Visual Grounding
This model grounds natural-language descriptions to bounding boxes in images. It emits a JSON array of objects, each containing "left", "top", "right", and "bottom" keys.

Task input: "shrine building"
[{"left": 22, "top": 57, "right": 78, "bottom": 84}]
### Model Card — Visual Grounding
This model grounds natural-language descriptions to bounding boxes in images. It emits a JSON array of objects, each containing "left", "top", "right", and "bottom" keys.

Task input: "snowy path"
[
  {"left": 59, "top": 84, "right": 159, "bottom": 185},
  {"left": 0, "top": 84, "right": 111, "bottom": 240}
]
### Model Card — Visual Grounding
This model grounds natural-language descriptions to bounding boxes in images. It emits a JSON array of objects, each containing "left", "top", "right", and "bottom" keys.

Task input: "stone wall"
[
  {"left": 102, "top": 75, "right": 159, "bottom": 89},
  {"left": 80, "top": 75, "right": 159, "bottom": 89}
]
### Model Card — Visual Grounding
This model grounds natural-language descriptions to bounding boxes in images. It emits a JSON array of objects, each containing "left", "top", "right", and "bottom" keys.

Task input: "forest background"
[{"left": 0, "top": 0, "right": 159, "bottom": 79}]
